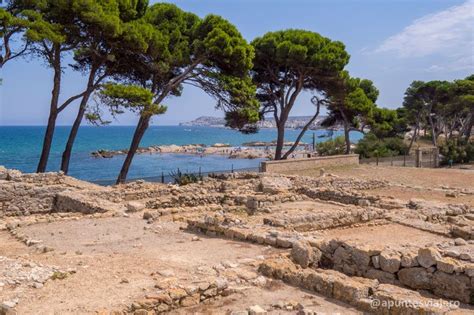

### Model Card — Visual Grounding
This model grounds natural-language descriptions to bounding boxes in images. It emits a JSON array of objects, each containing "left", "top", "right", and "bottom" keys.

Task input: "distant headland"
[{"left": 180, "top": 116, "right": 329, "bottom": 130}]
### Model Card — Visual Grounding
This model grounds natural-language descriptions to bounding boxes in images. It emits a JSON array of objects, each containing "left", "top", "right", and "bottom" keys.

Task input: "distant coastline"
[{"left": 179, "top": 115, "right": 334, "bottom": 130}]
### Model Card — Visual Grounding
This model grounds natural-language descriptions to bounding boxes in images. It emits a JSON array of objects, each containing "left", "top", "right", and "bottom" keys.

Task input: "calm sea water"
[{"left": 0, "top": 126, "right": 361, "bottom": 182}]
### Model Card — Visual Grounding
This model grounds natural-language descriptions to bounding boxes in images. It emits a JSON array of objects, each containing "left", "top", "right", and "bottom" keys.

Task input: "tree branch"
[{"left": 282, "top": 96, "right": 323, "bottom": 159}]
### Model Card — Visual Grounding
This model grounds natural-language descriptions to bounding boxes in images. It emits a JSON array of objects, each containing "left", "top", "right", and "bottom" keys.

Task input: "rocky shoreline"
[{"left": 91, "top": 142, "right": 310, "bottom": 160}]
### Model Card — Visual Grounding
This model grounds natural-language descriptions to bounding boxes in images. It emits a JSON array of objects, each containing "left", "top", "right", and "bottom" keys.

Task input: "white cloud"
[{"left": 375, "top": 0, "right": 474, "bottom": 66}]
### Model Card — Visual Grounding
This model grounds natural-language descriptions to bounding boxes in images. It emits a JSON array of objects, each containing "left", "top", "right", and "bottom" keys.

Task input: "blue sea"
[{"left": 0, "top": 126, "right": 361, "bottom": 183}]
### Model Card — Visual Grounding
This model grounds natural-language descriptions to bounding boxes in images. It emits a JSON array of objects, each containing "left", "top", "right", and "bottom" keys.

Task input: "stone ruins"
[{"left": 0, "top": 164, "right": 473, "bottom": 314}]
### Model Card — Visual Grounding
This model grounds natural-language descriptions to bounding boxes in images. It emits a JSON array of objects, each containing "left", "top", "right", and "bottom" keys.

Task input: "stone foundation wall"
[
  {"left": 128, "top": 277, "right": 231, "bottom": 313},
  {"left": 259, "top": 256, "right": 459, "bottom": 314},
  {"left": 0, "top": 181, "right": 65, "bottom": 216},
  {"left": 307, "top": 240, "right": 474, "bottom": 304},
  {"left": 0, "top": 168, "right": 124, "bottom": 216},
  {"left": 261, "top": 154, "right": 359, "bottom": 173},
  {"left": 298, "top": 187, "right": 379, "bottom": 207}
]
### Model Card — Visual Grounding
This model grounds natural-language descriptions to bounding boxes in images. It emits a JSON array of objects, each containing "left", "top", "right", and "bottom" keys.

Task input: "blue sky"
[{"left": 1, "top": 0, "right": 473, "bottom": 125}]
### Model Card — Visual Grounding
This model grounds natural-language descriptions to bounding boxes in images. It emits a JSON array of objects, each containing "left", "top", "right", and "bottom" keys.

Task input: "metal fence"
[
  {"left": 91, "top": 166, "right": 261, "bottom": 186},
  {"left": 360, "top": 151, "right": 439, "bottom": 168}
]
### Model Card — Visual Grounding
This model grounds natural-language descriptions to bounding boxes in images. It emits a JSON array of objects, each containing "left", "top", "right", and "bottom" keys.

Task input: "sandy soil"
[
  {"left": 0, "top": 217, "right": 358, "bottom": 314},
  {"left": 370, "top": 186, "right": 474, "bottom": 207},
  {"left": 321, "top": 223, "right": 450, "bottom": 249},
  {"left": 175, "top": 285, "right": 361, "bottom": 314},
  {"left": 288, "top": 164, "right": 474, "bottom": 190}
]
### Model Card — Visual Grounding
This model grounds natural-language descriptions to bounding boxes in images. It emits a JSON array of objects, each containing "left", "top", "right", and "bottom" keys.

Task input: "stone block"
[
  {"left": 379, "top": 250, "right": 401, "bottom": 273},
  {"left": 397, "top": 267, "right": 432, "bottom": 290},
  {"left": 417, "top": 247, "right": 442, "bottom": 268}
]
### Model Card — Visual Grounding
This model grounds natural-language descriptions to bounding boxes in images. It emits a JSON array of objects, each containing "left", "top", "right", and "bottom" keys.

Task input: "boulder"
[
  {"left": 291, "top": 241, "right": 321, "bottom": 268},
  {"left": 400, "top": 252, "right": 419, "bottom": 268},
  {"left": 365, "top": 268, "right": 396, "bottom": 284},
  {"left": 398, "top": 267, "right": 432, "bottom": 290},
  {"left": 436, "top": 257, "right": 463, "bottom": 274},
  {"left": 0, "top": 166, "right": 7, "bottom": 180},
  {"left": 260, "top": 176, "right": 292, "bottom": 194},
  {"left": 379, "top": 250, "right": 401, "bottom": 273},
  {"left": 432, "top": 271, "right": 471, "bottom": 303},
  {"left": 454, "top": 238, "right": 468, "bottom": 246},
  {"left": 126, "top": 201, "right": 145, "bottom": 212},
  {"left": 248, "top": 305, "right": 266, "bottom": 315},
  {"left": 417, "top": 247, "right": 442, "bottom": 268}
]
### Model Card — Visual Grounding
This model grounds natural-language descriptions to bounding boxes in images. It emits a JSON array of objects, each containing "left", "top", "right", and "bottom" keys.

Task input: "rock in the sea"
[{"left": 0, "top": 166, "right": 7, "bottom": 180}]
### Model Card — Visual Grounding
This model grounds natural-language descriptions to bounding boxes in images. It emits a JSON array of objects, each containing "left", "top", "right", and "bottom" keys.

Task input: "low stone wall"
[
  {"left": 54, "top": 191, "right": 126, "bottom": 214},
  {"left": 0, "top": 181, "right": 65, "bottom": 216},
  {"left": 306, "top": 239, "right": 474, "bottom": 304},
  {"left": 127, "top": 277, "right": 231, "bottom": 313},
  {"left": 259, "top": 256, "right": 459, "bottom": 314},
  {"left": 261, "top": 154, "right": 359, "bottom": 173}
]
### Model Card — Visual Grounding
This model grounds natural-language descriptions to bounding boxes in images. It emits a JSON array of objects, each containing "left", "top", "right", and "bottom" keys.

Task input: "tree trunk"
[
  {"left": 343, "top": 122, "right": 351, "bottom": 154},
  {"left": 60, "top": 92, "right": 92, "bottom": 174},
  {"left": 464, "top": 115, "right": 474, "bottom": 140},
  {"left": 408, "top": 126, "right": 418, "bottom": 153},
  {"left": 60, "top": 66, "right": 99, "bottom": 174},
  {"left": 428, "top": 114, "right": 437, "bottom": 147},
  {"left": 37, "top": 45, "right": 61, "bottom": 173},
  {"left": 274, "top": 121, "right": 285, "bottom": 160},
  {"left": 116, "top": 115, "right": 150, "bottom": 184},
  {"left": 282, "top": 100, "right": 321, "bottom": 159}
]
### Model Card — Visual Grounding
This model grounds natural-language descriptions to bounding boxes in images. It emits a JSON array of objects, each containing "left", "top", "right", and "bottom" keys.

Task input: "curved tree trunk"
[
  {"left": 60, "top": 93, "right": 91, "bottom": 174},
  {"left": 408, "top": 126, "right": 418, "bottom": 153},
  {"left": 60, "top": 66, "right": 100, "bottom": 174},
  {"left": 282, "top": 100, "right": 321, "bottom": 159},
  {"left": 37, "top": 45, "right": 61, "bottom": 173},
  {"left": 116, "top": 115, "right": 150, "bottom": 184}
]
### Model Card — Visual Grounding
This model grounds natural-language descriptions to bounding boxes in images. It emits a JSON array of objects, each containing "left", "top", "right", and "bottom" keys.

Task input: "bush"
[
  {"left": 169, "top": 169, "right": 201, "bottom": 185},
  {"left": 316, "top": 136, "right": 346, "bottom": 156},
  {"left": 355, "top": 133, "right": 408, "bottom": 158},
  {"left": 439, "top": 140, "right": 474, "bottom": 165}
]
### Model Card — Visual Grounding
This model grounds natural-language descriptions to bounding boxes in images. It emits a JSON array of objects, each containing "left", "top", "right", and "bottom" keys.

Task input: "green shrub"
[
  {"left": 355, "top": 133, "right": 408, "bottom": 158},
  {"left": 439, "top": 140, "right": 474, "bottom": 165},
  {"left": 169, "top": 169, "right": 201, "bottom": 185},
  {"left": 316, "top": 136, "right": 346, "bottom": 156}
]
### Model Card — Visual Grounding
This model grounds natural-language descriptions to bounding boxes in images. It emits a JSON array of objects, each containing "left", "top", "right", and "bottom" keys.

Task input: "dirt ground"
[
  {"left": 0, "top": 217, "right": 358, "bottom": 314},
  {"left": 321, "top": 223, "right": 451, "bottom": 249},
  {"left": 288, "top": 164, "right": 474, "bottom": 190}
]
